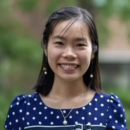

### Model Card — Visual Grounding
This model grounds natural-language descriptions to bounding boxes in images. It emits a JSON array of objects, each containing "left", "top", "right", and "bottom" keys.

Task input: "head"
[{"left": 34, "top": 6, "right": 101, "bottom": 95}]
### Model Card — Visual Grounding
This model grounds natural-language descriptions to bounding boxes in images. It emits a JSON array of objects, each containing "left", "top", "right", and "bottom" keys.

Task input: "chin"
[{"left": 60, "top": 75, "right": 81, "bottom": 82}]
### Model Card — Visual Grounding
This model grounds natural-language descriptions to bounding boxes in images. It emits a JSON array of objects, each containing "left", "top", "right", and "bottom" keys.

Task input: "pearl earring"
[
  {"left": 90, "top": 60, "right": 93, "bottom": 78},
  {"left": 43, "top": 67, "right": 47, "bottom": 75},
  {"left": 90, "top": 74, "right": 93, "bottom": 78}
]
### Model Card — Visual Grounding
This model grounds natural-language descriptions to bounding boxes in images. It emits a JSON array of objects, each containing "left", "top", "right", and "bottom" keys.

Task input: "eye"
[
  {"left": 55, "top": 42, "right": 64, "bottom": 45},
  {"left": 76, "top": 43, "right": 85, "bottom": 47}
]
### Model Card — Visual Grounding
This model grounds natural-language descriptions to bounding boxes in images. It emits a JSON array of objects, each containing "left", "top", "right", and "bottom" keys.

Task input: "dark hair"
[{"left": 34, "top": 6, "right": 101, "bottom": 96}]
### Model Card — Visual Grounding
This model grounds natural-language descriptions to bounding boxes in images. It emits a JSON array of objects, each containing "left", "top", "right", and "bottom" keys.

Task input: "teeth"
[{"left": 61, "top": 65, "right": 77, "bottom": 69}]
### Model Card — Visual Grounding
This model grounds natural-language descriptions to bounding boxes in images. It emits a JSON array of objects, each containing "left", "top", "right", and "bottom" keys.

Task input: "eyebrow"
[
  {"left": 52, "top": 35, "right": 88, "bottom": 42},
  {"left": 53, "top": 35, "right": 66, "bottom": 41}
]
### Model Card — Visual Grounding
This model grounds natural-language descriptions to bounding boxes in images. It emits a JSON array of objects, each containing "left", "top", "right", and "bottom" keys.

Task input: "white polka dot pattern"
[
  {"left": 56, "top": 116, "right": 60, "bottom": 119},
  {"left": 4, "top": 93, "right": 127, "bottom": 130}
]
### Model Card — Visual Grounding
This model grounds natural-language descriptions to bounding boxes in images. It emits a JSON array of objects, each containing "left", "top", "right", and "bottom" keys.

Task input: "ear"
[
  {"left": 91, "top": 52, "right": 95, "bottom": 59},
  {"left": 43, "top": 43, "right": 48, "bottom": 56},
  {"left": 91, "top": 42, "right": 97, "bottom": 59},
  {"left": 44, "top": 49, "right": 47, "bottom": 57}
]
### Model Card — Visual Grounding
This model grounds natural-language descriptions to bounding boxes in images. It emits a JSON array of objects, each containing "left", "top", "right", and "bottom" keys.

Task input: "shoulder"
[
  {"left": 98, "top": 92, "right": 127, "bottom": 129},
  {"left": 98, "top": 92, "right": 125, "bottom": 110},
  {"left": 96, "top": 92, "right": 123, "bottom": 104},
  {"left": 4, "top": 92, "right": 39, "bottom": 130},
  {"left": 97, "top": 92, "right": 125, "bottom": 116},
  {"left": 6, "top": 92, "right": 38, "bottom": 110}
]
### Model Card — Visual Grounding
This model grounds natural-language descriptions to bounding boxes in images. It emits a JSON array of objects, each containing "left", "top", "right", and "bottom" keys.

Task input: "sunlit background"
[{"left": 0, "top": 0, "right": 130, "bottom": 129}]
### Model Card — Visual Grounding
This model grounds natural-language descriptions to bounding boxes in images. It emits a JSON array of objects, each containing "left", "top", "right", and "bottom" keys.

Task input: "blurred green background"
[{"left": 0, "top": 0, "right": 130, "bottom": 129}]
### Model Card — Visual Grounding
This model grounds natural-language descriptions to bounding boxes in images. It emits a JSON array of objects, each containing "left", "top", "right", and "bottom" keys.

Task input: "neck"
[{"left": 49, "top": 76, "right": 87, "bottom": 99}]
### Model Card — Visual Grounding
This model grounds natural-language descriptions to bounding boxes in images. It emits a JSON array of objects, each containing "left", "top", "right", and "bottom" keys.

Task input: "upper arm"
[
  {"left": 106, "top": 94, "right": 127, "bottom": 130},
  {"left": 4, "top": 94, "right": 26, "bottom": 130}
]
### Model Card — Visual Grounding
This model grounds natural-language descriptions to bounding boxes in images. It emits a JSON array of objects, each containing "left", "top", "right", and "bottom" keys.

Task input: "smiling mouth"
[{"left": 59, "top": 64, "right": 79, "bottom": 70}]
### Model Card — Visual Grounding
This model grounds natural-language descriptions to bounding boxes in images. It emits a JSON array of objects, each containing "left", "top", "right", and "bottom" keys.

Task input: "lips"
[
  {"left": 59, "top": 63, "right": 79, "bottom": 70},
  {"left": 61, "top": 64, "right": 77, "bottom": 69}
]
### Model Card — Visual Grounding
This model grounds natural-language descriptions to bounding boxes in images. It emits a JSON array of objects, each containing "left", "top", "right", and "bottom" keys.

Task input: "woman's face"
[{"left": 45, "top": 20, "right": 93, "bottom": 82}]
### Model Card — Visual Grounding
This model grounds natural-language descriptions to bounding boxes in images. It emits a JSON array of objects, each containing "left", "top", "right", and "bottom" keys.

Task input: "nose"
[{"left": 62, "top": 47, "right": 77, "bottom": 60}]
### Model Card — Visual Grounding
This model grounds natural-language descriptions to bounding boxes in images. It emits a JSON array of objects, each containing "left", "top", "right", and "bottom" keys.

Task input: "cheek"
[
  {"left": 81, "top": 48, "right": 92, "bottom": 61},
  {"left": 79, "top": 49, "right": 92, "bottom": 70},
  {"left": 81, "top": 54, "right": 91, "bottom": 65},
  {"left": 47, "top": 46, "right": 60, "bottom": 66}
]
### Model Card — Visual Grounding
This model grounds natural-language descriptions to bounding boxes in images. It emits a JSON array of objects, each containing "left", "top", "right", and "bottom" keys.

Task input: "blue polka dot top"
[{"left": 4, "top": 92, "right": 127, "bottom": 130}]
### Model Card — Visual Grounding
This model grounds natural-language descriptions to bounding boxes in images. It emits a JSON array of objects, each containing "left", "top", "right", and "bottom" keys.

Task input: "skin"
[{"left": 40, "top": 20, "right": 96, "bottom": 109}]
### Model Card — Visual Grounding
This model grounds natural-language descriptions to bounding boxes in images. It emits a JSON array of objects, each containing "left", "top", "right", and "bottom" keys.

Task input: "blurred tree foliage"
[
  {"left": 78, "top": 0, "right": 130, "bottom": 22},
  {"left": 0, "top": 0, "right": 42, "bottom": 89},
  {"left": 78, "top": 0, "right": 130, "bottom": 45},
  {"left": 16, "top": 0, "right": 39, "bottom": 12}
]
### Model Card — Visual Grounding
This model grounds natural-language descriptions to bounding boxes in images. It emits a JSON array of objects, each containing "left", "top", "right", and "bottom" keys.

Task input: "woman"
[{"left": 4, "top": 6, "right": 127, "bottom": 130}]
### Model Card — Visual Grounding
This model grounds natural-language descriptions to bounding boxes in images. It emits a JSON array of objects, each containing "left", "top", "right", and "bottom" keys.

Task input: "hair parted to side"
[{"left": 33, "top": 6, "right": 101, "bottom": 96}]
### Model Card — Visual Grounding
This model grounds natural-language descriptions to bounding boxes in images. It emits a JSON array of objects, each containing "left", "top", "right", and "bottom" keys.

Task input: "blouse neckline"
[{"left": 36, "top": 92, "right": 98, "bottom": 110}]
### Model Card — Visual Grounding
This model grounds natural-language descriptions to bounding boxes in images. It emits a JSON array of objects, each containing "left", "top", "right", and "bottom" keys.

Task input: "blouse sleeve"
[
  {"left": 4, "top": 94, "right": 26, "bottom": 130},
  {"left": 106, "top": 93, "right": 127, "bottom": 130}
]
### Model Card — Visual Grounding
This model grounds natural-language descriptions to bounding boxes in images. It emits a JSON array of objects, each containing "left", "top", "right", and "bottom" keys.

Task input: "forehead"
[{"left": 50, "top": 20, "right": 91, "bottom": 41}]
